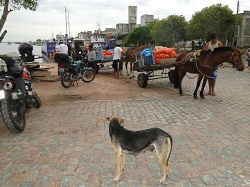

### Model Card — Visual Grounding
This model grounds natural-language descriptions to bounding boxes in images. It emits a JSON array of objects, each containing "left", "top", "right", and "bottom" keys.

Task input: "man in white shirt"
[
  {"left": 57, "top": 41, "right": 68, "bottom": 54},
  {"left": 87, "top": 45, "right": 96, "bottom": 71},
  {"left": 112, "top": 44, "right": 123, "bottom": 78}
]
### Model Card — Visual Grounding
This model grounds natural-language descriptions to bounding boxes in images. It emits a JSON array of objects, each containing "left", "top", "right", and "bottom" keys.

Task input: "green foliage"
[
  {"left": 187, "top": 4, "right": 235, "bottom": 44},
  {"left": 0, "top": 0, "right": 38, "bottom": 11},
  {"left": 151, "top": 15, "right": 187, "bottom": 47},
  {"left": 123, "top": 26, "right": 152, "bottom": 46},
  {"left": 0, "top": 0, "right": 38, "bottom": 42}
]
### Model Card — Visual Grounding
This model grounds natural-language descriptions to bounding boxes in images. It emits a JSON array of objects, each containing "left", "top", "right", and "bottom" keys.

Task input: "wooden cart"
[{"left": 133, "top": 49, "right": 182, "bottom": 88}]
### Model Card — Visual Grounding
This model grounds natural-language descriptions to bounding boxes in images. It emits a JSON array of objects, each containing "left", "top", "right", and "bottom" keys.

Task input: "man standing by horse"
[
  {"left": 112, "top": 44, "right": 123, "bottom": 78},
  {"left": 205, "top": 33, "right": 223, "bottom": 96}
]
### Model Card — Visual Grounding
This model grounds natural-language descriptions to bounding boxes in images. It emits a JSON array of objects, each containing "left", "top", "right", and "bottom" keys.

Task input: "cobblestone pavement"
[{"left": 0, "top": 66, "right": 249, "bottom": 187}]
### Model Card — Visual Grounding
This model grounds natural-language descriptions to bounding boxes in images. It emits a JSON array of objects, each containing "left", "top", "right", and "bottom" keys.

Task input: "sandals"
[{"left": 205, "top": 92, "right": 216, "bottom": 96}]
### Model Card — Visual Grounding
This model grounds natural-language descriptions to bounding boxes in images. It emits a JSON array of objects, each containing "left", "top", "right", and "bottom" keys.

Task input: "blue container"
[{"left": 144, "top": 56, "right": 153, "bottom": 65}]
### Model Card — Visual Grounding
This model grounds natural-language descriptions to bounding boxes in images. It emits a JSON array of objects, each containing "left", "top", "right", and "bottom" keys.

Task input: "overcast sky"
[{"left": 1, "top": 0, "right": 250, "bottom": 42}]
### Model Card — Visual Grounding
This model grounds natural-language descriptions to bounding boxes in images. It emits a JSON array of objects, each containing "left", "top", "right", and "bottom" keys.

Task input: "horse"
[
  {"left": 173, "top": 47, "right": 244, "bottom": 99},
  {"left": 122, "top": 45, "right": 148, "bottom": 78}
]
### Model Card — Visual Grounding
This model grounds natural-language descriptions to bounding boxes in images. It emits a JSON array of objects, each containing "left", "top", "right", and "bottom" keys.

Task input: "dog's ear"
[
  {"left": 116, "top": 117, "right": 124, "bottom": 125},
  {"left": 106, "top": 116, "right": 112, "bottom": 121},
  {"left": 106, "top": 116, "right": 124, "bottom": 125}
]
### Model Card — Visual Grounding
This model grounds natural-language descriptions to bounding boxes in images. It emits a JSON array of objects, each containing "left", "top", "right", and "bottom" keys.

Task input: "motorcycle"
[
  {"left": 0, "top": 43, "right": 42, "bottom": 133},
  {"left": 54, "top": 52, "right": 96, "bottom": 88}
]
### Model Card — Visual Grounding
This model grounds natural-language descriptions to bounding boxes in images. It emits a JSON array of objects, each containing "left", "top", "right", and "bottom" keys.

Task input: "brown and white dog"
[{"left": 107, "top": 116, "right": 173, "bottom": 183}]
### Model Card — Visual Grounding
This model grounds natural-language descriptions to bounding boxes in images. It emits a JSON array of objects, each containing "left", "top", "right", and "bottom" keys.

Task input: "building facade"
[
  {"left": 239, "top": 11, "right": 250, "bottom": 47},
  {"left": 116, "top": 23, "right": 129, "bottom": 35},
  {"left": 141, "top": 14, "right": 154, "bottom": 26},
  {"left": 128, "top": 6, "right": 137, "bottom": 32}
]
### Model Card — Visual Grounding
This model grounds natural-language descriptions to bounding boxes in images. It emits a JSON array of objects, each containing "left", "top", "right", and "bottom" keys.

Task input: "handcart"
[{"left": 133, "top": 49, "right": 182, "bottom": 88}]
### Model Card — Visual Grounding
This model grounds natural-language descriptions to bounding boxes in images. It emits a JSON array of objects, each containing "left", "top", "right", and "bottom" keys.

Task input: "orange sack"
[{"left": 154, "top": 48, "right": 177, "bottom": 64}]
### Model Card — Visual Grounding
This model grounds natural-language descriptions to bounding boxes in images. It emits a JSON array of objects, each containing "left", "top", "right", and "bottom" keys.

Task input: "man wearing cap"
[
  {"left": 57, "top": 41, "right": 68, "bottom": 54},
  {"left": 87, "top": 44, "right": 96, "bottom": 70},
  {"left": 205, "top": 33, "right": 223, "bottom": 96},
  {"left": 67, "top": 40, "right": 72, "bottom": 56}
]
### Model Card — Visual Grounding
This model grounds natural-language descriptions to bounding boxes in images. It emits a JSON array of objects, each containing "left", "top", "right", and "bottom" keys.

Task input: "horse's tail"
[{"left": 174, "top": 67, "right": 179, "bottom": 89}]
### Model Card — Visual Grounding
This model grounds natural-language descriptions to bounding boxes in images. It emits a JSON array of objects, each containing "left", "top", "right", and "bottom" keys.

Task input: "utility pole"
[
  {"left": 232, "top": 1, "right": 240, "bottom": 47},
  {"left": 65, "top": 7, "right": 70, "bottom": 41}
]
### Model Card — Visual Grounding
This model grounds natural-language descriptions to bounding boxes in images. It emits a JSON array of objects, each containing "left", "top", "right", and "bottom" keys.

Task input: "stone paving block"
[{"left": 0, "top": 67, "right": 249, "bottom": 186}]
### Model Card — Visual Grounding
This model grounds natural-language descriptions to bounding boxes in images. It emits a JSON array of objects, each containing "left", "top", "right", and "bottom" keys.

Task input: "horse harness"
[
  {"left": 181, "top": 50, "right": 216, "bottom": 72},
  {"left": 182, "top": 49, "right": 239, "bottom": 71}
]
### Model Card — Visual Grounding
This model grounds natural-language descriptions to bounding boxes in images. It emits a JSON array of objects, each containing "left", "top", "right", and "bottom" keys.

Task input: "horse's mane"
[
  {"left": 213, "top": 47, "right": 233, "bottom": 52},
  {"left": 200, "top": 47, "right": 234, "bottom": 59}
]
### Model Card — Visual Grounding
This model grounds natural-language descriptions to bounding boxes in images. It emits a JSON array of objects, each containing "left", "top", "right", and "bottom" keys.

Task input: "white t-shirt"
[
  {"left": 208, "top": 41, "right": 219, "bottom": 51},
  {"left": 57, "top": 44, "right": 68, "bottom": 54},
  {"left": 87, "top": 50, "right": 96, "bottom": 61},
  {"left": 113, "top": 47, "right": 123, "bottom": 60}
]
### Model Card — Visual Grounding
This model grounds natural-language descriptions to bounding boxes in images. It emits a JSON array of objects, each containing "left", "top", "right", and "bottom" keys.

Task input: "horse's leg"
[
  {"left": 200, "top": 77, "right": 208, "bottom": 99},
  {"left": 129, "top": 62, "right": 133, "bottom": 79},
  {"left": 178, "top": 68, "right": 185, "bottom": 96},
  {"left": 125, "top": 61, "right": 129, "bottom": 76},
  {"left": 193, "top": 75, "right": 203, "bottom": 99},
  {"left": 120, "top": 60, "right": 123, "bottom": 76},
  {"left": 178, "top": 71, "right": 186, "bottom": 95}
]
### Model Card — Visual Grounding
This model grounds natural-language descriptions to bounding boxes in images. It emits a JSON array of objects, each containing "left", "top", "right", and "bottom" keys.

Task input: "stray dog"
[{"left": 107, "top": 116, "right": 173, "bottom": 183}]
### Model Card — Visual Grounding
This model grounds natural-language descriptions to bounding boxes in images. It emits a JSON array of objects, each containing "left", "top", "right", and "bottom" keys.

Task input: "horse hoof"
[
  {"left": 200, "top": 96, "right": 205, "bottom": 99},
  {"left": 193, "top": 96, "right": 198, "bottom": 99}
]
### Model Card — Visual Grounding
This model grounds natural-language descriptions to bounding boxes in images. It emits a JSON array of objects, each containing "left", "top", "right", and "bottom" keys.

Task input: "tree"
[
  {"left": 151, "top": 15, "right": 187, "bottom": 47},
  {"left": 123, "top": 26, "right": 152, "bottom": 46},
  {"left": 0, "top": 0, "right": 38, "bottom": 42},
  {"left": 187, "top": 4, "right": 235, "bottom": 45}
]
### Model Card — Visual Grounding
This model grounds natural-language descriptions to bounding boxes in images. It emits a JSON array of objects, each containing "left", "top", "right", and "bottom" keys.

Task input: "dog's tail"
[{"left": 166, "top": 135, "right": 173, "bottom": 166}]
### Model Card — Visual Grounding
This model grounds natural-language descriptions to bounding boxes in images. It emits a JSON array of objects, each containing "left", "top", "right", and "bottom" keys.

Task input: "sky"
[{"left": 1, "top": 0, "right": 250, "bottom": 42}]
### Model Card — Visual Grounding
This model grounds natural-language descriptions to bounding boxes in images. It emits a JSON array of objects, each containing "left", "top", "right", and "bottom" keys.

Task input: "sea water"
[{"left": 0, "top": 42, "right": 43, "bottom": 62}]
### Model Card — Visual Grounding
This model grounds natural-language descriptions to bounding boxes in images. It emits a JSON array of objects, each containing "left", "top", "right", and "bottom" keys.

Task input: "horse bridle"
[{"left": 229, "top": 50, "right": 240, "bottom": 68}]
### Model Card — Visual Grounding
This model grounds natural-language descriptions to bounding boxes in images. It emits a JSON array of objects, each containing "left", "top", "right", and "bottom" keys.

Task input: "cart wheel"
[
  {"left": 138, "top": 73, "right": 148, "bottom": 88},
  {"left": 168, "top": 70, "right": 175, "bottom": 83}
]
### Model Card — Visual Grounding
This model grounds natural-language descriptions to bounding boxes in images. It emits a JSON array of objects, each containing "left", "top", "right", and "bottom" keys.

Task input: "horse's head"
[{"left": 229, "top": 48, "right": 244, "bottom": 71}]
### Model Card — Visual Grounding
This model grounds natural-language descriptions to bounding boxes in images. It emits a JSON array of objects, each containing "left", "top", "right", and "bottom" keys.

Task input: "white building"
[
  {"left": 239, "top": 11, "right": 250, "bottom": 47},
  {"left": 141, "top": 14, "right": 154, "bottom": 26}
]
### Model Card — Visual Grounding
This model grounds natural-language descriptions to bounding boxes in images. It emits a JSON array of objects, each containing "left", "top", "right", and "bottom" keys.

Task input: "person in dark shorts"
[
  {"left": 205, "top": 33, "right": 223, "bottom": 96},
  {"left": 112, "top": 44, "right": 123, "bottom": 78}
]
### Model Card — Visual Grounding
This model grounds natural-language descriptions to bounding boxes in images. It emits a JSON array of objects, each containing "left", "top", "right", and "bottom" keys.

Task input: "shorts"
[
  {"left": 210, "top": 68, "right": 218, "bottom": 79},
  {"left": 246, "top": 56, "right": 250, "bottom": 66},
  {"left": 112, "top": 59, "right": 122, "bottom": 69}
]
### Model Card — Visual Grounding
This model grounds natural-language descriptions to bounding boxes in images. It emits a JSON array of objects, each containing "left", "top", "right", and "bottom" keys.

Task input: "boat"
[
  {"left": 41, "top": 41, "right": 57, "bottom": 62},
  {"left": 7, "top": 42, "right": 12, "bottom": 45},
  {"left": 91, "top": 31, "right": 106, "bottom": 49}
]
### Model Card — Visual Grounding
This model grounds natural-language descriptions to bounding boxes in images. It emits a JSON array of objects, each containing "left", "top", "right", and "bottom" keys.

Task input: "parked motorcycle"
[
  {"left": 54, "top": 53, "right": 96, "bottom": 88},
  {"left": 0, "top": 43, "right": 42, "bottom": 133}
]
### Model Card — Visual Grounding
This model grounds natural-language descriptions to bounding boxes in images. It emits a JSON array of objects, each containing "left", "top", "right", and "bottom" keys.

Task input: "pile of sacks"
[{"left": 154, "top": 47, "right": 178, "bottom": 64}]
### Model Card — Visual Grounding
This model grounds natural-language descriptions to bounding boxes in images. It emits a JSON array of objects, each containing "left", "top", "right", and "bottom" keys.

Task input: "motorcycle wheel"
[
  {"left": 82, "top": 69, "right": 95, "bottom": 83},
  {"left": 32, "top": 91, "right": 42, "bottom": 108},
  {"left": 0, "top": 96, "right": 26, "bottom": 133},
  {"left": 61, "top": 71, "right": 74, "bottom": 88}
]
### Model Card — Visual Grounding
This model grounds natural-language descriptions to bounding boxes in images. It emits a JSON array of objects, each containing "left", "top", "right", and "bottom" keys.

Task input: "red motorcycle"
[{"left": 0, "top": 43, "right": 42, "bottom": 133}]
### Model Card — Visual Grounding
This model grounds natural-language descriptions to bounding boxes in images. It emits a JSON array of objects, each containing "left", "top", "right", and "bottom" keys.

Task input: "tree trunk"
[
  {"left": 0, "top": 0, "right": 10, "bottom": 42},
  {"left": 0, "top": 30, "right": 7, "bottom": 43}
]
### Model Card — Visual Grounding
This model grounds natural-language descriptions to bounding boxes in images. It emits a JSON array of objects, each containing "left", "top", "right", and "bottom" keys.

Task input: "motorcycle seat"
[
  {"left": 8, "top": 65, "right": 23, "bottom": 78},
  {"left": 70, "top": 64, "right": 78, "bottom": 69}
]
